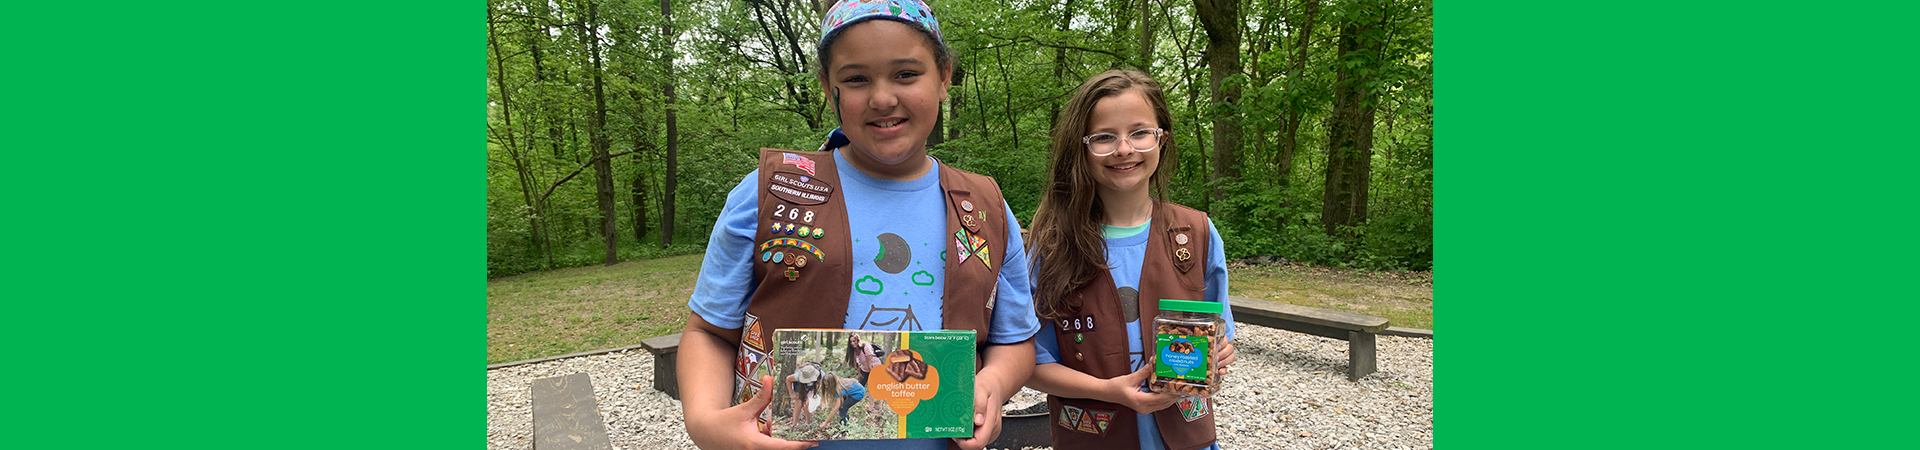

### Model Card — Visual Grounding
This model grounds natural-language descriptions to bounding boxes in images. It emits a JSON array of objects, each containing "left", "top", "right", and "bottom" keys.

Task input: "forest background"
[{"left": 486, "top": 0, "right": 1433, "bottom": 278}]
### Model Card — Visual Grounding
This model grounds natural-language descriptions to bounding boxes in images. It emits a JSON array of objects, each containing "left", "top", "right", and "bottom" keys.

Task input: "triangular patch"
[{"left": 1075, "top": 411, "right": 1100, "bottom": 434}]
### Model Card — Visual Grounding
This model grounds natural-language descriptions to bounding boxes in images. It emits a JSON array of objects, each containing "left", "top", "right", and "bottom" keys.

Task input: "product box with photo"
[{"left": 761, "top": 328, "right": 975, "bottom": 440}]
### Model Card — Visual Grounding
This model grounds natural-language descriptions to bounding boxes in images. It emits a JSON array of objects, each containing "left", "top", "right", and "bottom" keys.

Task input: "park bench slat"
[
  {"left": 641, "top": 334, "right": 680, "bottom": 354},
  {"left": 1230, "top": 296, "right": 1389, "bottom": 333},
  {"left": 1227, "top": 295, "right": 1390, "bottom": 381},
  {"left": 531, "top": 372, "right": 613, "bottom": 450}
]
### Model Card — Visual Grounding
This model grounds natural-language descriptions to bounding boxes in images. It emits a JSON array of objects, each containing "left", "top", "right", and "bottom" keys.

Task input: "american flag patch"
[{"left": 782, "top": 153, "right": 817, "bottom": 176}]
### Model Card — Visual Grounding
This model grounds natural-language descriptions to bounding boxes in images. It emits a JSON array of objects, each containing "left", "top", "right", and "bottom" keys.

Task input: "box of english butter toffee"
[{"left": 762, "top": 329, "right": 976, "bottom": 440}]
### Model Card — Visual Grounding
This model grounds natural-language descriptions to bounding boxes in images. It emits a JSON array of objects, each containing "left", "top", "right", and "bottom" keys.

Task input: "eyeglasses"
[{"left": 1083, "top": 128, "right": 1164, "bottom": 157}]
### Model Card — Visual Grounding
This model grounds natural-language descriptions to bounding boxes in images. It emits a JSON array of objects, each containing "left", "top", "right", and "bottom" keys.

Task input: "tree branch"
[
  {"left": 970, "top": 30, "right": 1131, "bottom": 62},
  {"left": 540, "top": 149, "right": 638, "bottom": 201}
]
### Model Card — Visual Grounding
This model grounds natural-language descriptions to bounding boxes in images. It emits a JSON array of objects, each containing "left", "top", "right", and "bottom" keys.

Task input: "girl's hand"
[
  {"left": 1105, "top": 363, "right": 1180, "bottom": 414},
  {"left": 685, "top": 375, "right": 818, "bottom": 450},
  {"left": 1213, "top": 338, "right": 1237, "bottom": 376},
  {"left": 951, "top": 377, "right": 1005, "bottom": 450}
]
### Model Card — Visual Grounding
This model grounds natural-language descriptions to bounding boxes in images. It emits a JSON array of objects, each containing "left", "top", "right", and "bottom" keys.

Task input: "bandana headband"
[{"left": 818, "top": 0, "right": 943, "bottom": 45}]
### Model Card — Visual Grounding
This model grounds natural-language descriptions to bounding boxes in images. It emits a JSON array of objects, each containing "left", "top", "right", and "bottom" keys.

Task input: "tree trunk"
[
  {"left": 1196, "top": 0, "right": 1244, "bottom": 220},
  {"left": 660, "top": 0, "right": 679, "bottom": 247},
  {"left": 1137, "top": 0, "right": 1156, "bottom": 71},
  {"left": 632, "top": 166, "right": 649, "bottom": 243},
  {"left": 1322, "top": 4, "right": 1381, "bottom": 236},
  {"left": 748, "top": 0, "right": 820, "bottom": 128},
  {"left": 1276, "top": 0, "right": 1320, "bottom": 189},
  {"left": 579, "top": 0, "right": 619, "bottom": 266},
  {"left": 929, "top": 100, "right": 945, "bottom": 150},
  {"left": 996, "top": 47, "right": 1018, "bottom": 151},
  {"left": 950, "top": 65, "right": 966, "bottom": 143},
  {"left": 631, "top": 119, "right": 651, "bottom": 243},
  {"left": 488, "top": 12, "right": 545, "bottom": 262},
  {"left": 1050, "top": 0, "right": 1078, "bottom": 126}
]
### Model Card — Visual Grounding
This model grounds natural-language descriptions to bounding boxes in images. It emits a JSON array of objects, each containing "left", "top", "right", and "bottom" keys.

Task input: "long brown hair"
[{"left": 1029, "top": 70, "right": 1178, "bottom": 320}]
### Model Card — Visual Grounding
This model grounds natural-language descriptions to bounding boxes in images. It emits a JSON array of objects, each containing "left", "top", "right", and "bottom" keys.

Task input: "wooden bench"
[
  {"left": 1226, "top": 295, "right": 1390, "bottom": 381},
  {"left": 530, "top": 372, "right": 613, "bottom": 450},
  {"left": 640, "top": 333, "right": 683, "bottom": 400}
]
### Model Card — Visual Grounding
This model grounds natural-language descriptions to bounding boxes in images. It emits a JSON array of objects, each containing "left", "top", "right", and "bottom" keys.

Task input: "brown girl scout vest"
[
  {"left": 704, "top": 147, "right": 1010, "bottom": 421},
  {"left": 1047, "top": 201, "right": 1215, "bottom": 450}
]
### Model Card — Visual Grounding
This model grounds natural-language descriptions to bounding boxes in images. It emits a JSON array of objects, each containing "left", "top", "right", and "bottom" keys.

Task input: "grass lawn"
[
  {"left": 1228, "top": 262, "right": 1434, "bottom": 331},
  {"left": 487, "top": 253, "right": 704, "bottom": 364},
  {"left": 487, "top": 254, "right": 1433, "bottom": 364}
]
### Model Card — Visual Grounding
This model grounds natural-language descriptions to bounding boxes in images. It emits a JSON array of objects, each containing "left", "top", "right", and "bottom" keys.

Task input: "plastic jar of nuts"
[{"left": 1149, "top": 299, "right": 1222, "bottom": 397}]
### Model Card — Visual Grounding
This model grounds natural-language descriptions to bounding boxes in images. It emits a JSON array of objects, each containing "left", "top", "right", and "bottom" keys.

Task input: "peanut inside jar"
[{"left": 1149, "top": 299, "right": 1223, "bottom": 397}]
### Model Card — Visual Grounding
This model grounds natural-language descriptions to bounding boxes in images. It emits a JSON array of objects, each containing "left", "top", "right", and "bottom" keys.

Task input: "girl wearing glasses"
[{"left": 1025, "top": 70, "right": 1238, "bottom": 450}]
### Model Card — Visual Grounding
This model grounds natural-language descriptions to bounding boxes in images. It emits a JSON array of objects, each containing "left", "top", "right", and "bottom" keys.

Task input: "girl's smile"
[
  {"left": 1084, "top": 90, "right": 1162, "bottom": 198},
  {"left": 821, "top": 20, "right": 951, "bottom": 180}
]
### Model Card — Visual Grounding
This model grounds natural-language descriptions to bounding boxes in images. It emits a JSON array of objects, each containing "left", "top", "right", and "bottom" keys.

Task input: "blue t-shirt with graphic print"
[
  {"left": 1033, "top": 218, "right": 1234, "bottom": 450},
  {"left": 688, "top": 150, "right": 1039, "bottom": 450}
]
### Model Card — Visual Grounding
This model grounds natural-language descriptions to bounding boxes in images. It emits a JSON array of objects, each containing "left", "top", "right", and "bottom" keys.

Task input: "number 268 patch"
[{"left": 1058, "top": 315, "right": 1096, "bottom": 332}]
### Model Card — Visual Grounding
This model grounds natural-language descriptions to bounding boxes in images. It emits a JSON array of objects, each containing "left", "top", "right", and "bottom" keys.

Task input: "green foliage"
[{"left": 487, "top": 0, "right": 1432, "bottom": 275}]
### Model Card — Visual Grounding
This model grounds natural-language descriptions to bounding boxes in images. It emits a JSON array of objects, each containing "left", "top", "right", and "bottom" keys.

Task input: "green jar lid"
[{"left": 1159, "top": 299, "right": 1222, "bottom": 314}]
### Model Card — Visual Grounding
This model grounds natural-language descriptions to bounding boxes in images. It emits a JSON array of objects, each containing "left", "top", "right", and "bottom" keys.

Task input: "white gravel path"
[{"left": 487, "top": 322, "right": 1432, "bottom": 449}]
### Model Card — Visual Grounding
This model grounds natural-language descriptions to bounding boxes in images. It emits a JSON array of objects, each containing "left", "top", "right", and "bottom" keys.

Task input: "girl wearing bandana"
[
  {"left": 677, "top": 1, "right": 1040, "bottom": 449},
  {"left": 1024, "top": 71, "right": 1240, "bottom": 450}
]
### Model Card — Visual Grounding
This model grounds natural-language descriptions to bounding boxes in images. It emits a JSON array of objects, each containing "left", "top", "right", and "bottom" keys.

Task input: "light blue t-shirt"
[
  {"left": 1033, "top": 218, "right": 1234, "bottom": 450},
  {"left": 688, "top": 151, "right": 1040, "bottom": 450}
]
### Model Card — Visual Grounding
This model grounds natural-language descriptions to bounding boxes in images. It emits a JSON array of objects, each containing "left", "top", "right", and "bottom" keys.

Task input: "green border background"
[
  {"left": 5, "top": 0, "right": 1916, "bottom": 447},
  {"left": 7, "top": 0, "right": 476, "bottom": 447},
  {"left": 1444, "top": 1, "right": 1917, "bottom": 448}
]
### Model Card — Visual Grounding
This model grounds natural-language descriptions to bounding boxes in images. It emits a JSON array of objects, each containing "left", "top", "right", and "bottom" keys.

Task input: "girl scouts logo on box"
[
  {"left": 1155, "top": 335, "right": 1210, "bottom": 380},
  {"left": 870, "top": 349, "right": 940, "bottom": 416}
]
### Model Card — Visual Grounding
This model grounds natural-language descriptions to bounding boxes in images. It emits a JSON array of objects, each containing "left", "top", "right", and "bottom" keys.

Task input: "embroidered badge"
[
  {"left": 734, "top": 373, "right": 762, "bottom": 405},
  {"left": 953, "top": 230, "right": 992, "bottom": 269},
  {"left": 757, "top": 407, "right": 772, "bottom": 434},
  {"left": 743, "top": 312, "right": 767, "bottom": 351},
  {"left": 770, "top": 171, "right": 831, "bottom": 205},
  {"left": 737, "top": 345, "right": 769, "bottom": 378},
  {"left": 1055, "top": 404, "right": 1113, "bottom": 436},
  {"left": 758, "top": 238, "right": 826, "bottom": 263},
  {"left": 986, "top": 284, "right": 998, "bottom": 311},
  {"left": 1058, "top": 314, "right": 1096, "bottom": 332},
  {"left": 770, "top": 204, "right": 816, "bottom": 224},
  {"left": 1178, "top": 396, "right": 1212, "bottom": 422},
  {"left": 952, "top": 235, "right": 971, "bottom": 264},
  {"left": 781, "top": 153, "right": 816, "bottom": 176}
]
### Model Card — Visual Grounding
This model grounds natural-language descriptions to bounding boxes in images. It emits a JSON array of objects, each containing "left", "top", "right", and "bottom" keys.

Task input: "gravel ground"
[{"left": 486, "top": 322, "right": 1432, "bottom": 449}]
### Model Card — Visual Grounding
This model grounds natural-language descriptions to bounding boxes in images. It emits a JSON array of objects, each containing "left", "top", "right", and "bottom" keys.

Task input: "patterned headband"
[{"left": 819, "top": 0, "right": 943, "bottom": 45}]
